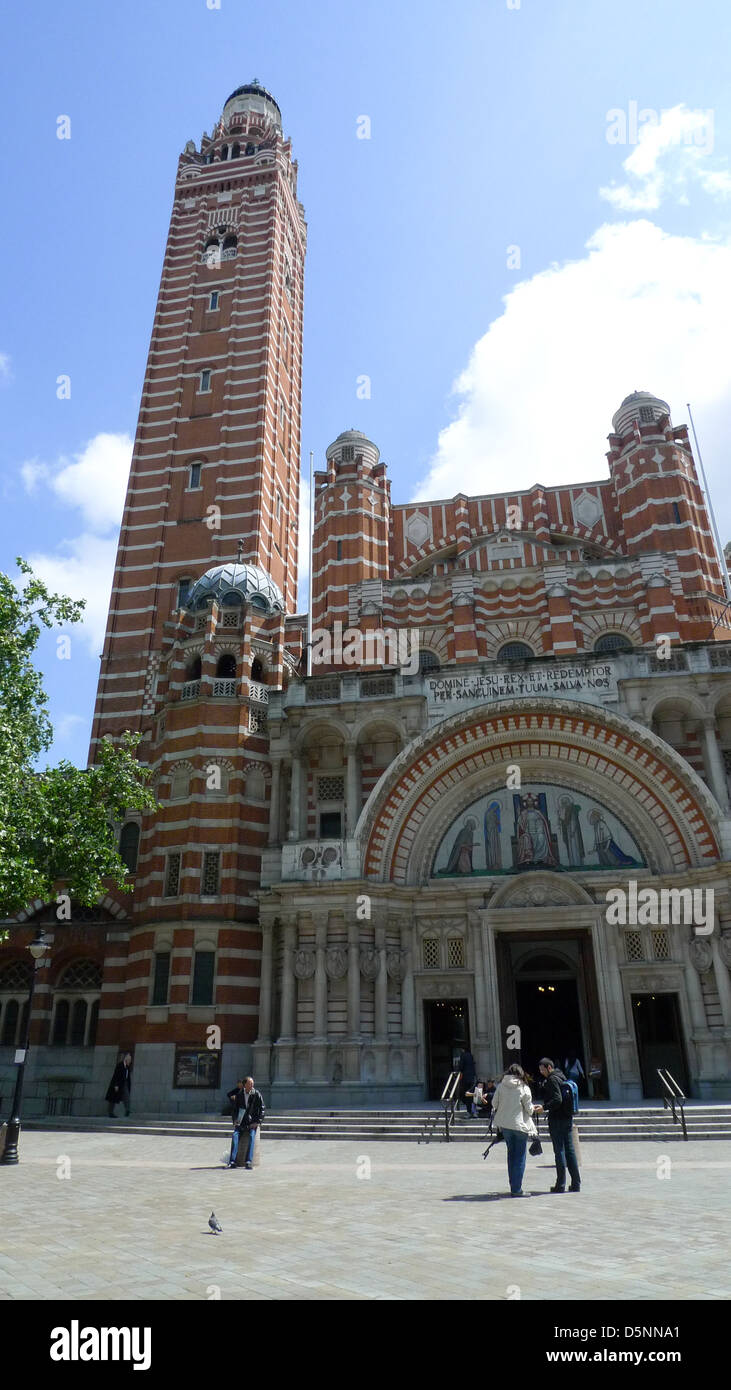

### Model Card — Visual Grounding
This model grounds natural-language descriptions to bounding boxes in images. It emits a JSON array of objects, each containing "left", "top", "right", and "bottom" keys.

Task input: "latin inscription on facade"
[{"left": 426, "top": 663, "right": 617, "bottom": 711}]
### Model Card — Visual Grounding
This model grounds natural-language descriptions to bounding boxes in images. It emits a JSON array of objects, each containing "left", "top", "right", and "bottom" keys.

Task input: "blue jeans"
[
  {"left": 229, "top": 1124, "right": 256, "bottom": 1166},
  {"left": 502, "top": 1128, "right": 528, "bottom": 1194},
  {"left": 549, "top": 1117, "right": 581, "bottom": 1188}
]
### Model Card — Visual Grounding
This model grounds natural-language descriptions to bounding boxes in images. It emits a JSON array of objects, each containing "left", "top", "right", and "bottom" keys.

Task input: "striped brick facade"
[{"left": 3, "top": 99, "right": 731, "bottom": 1113}]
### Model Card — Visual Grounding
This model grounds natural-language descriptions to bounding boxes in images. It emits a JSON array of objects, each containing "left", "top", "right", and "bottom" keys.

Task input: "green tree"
[{"left": 0, "top": 559, "right": 157, "bottom": 927}]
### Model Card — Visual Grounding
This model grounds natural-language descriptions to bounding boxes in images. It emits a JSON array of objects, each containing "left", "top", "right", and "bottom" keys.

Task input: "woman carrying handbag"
[{"left": 489, "top": 1063, "right": 543, "bottom": 1197}]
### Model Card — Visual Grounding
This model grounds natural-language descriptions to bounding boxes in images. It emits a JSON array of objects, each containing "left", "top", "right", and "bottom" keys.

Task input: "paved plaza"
[{"left": 0, "top": 1131, "right": 728, "bottom": 1301}]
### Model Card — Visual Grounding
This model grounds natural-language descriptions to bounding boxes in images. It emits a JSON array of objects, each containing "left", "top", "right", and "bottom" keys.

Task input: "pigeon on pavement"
[{"left": 209, "top": 1211, "right": 223, "bottom": 1234}]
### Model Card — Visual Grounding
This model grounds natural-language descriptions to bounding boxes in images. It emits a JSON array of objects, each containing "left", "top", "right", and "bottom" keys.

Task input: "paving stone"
[{"left": 0, "top": 1132, "right": 728, "bottom": 1301}]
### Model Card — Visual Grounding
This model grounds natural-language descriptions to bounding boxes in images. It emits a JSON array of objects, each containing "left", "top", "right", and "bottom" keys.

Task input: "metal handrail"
[
  {"left": 657, "top": 1067, "right": 688, "bottom": 1141},
  {"left": 417, "top": 1071, "right": 463, "bottom": 1145}
]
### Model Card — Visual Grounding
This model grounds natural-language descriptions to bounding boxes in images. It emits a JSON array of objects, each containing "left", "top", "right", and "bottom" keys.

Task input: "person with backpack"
[{"left": 538, "top": 1057, "right": 581, "bottom": 1193}]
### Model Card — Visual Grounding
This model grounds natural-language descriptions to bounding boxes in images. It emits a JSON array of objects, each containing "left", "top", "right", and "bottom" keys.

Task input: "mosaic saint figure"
[
  {"left": 558, "top": 794, "right": 585, "bottom": 867},
  {"left": 588, "top": 809, "right": 636, "bottom": 867},
  {"left": 484, "top": 800, "right": 502, "bottom": 870},
  {"left": 446, "top": 817, "right": 477, "bottom": 874},
  {"left": 515, "top": 792, "right": 558, "bottom": 867}
]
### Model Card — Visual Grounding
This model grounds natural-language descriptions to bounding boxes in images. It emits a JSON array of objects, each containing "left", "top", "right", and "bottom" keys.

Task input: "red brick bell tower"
[{"left": 91, "top": 81, "right": 306, "bottom": 754}]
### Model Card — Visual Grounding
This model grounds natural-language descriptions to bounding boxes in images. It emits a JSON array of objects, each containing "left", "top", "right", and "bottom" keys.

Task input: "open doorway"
[
  {"left": 632, "top": 992, "right": 689, "bottom": 1097},
  {"left": 424, "top": 999, "right": 469, "bottom": 1099},
  {"left": 515, "top": 974, "right": 584, "bottom": 1088}
]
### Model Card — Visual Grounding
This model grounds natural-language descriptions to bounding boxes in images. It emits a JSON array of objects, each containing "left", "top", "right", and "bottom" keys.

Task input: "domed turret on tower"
[
  {"left": 185, "top": 561, "right": 285, "bottom": 614},
  {"left": 611, "top": 391, "right": 671, "bottom": 436},
  {"left": 325, "top": 428, "right": 380, "bottom": 471},
  {"left": 222, "top": 79, "right": 282, "bottom": 130}
]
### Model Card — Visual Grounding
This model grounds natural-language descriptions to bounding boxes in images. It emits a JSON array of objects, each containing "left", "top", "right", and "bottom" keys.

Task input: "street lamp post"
[{"left": 1, "top": 926, "right": 49, "bottom": 1165}]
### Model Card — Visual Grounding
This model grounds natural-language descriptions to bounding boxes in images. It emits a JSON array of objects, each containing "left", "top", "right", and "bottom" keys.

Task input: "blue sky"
[{"left": 2, "top": 0, "right": 731, "bottom": 770}]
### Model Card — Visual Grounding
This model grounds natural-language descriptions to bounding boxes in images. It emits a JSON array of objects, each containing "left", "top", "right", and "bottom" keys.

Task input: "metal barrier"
[{"left": 657, "top": 1067, "right": 688, "bottom": 1140}]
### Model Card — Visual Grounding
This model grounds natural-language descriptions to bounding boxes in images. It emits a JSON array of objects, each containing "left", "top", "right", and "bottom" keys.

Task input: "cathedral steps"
[{"left": 23, "top": 1105, "right": 731, "bottom": 1143}]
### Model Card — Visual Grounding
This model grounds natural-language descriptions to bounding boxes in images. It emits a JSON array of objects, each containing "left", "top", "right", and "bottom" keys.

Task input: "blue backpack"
[{"left": 562, "top": 1078, "right": 579, "bottom": 1115}]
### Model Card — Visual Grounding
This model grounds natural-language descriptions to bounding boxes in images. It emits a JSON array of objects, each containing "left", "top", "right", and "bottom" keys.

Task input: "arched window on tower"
[
  {"left": 498, "top": 642, "right": 534, "bottom": 661},
  {"left": 186, "top": 656, "right": 202, "bottom": 680},
  {"left": 245, "top": 142, "right": 255, "bottom": 156},
  {"left": 594, "top": 633, "right": 632, "bottom": 655},
  {"left": 251, "top": 657, "right": 264, "bottom": 683},
  {"left": 231, "top": 142, "right": 241, "bottom": 158},
  {"left": 222, "top": 234, "right": 237, "bottom": 260},
  {"left": 220, "top": 145, "right": 229, "bottom": 160},
  {"left": 216, "top": 653, "right": 237, "bottom": 678},
  {"left": 419, "top": 650, "right": 440, "bottom": 675},
  {"left": 119, "top": 822, "right": 140, "bottom": 873}
]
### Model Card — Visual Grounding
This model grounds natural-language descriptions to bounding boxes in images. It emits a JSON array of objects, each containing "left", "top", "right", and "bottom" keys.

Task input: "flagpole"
[
  {"left": 307, "top": 450, "right": 314, "bottom": 677},
  {"left": 687, "top": 402, "right": 731, "bottom": 602}
]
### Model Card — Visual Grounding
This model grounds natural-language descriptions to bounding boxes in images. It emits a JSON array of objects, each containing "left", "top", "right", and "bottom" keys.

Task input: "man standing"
[
  {"left": 106, "top": 1052, "right": 132, "bottom": 1118},
  {"left": 538, "top": 1057, "right": 581, "bottom": 1193},
  {"left": 228, "top": 1076, "right": 265, "bottom": 1169}
]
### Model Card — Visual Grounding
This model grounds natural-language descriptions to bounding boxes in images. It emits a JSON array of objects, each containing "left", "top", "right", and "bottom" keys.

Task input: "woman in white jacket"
[{"left": 490, "top": 1063, "right": 542, "bottom": 1197}]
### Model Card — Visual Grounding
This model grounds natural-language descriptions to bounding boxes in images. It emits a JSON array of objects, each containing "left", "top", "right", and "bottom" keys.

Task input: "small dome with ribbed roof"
[{"left": 185, "top": 562, "right": 285, "bottom": 614}]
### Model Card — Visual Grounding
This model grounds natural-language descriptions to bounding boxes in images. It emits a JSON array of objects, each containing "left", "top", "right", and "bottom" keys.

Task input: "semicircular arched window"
[
  {"left": 593, "top": 633, "right": 632, "bottom": 654},
  {"left": 216, "top": 653, "right": 237, "bottom": 678},
  {"left": 498, "top": 642, "right": 534, "bottom": 661},
  {"left": 418, "top": 650, "right": 440, "bottom": 674}
]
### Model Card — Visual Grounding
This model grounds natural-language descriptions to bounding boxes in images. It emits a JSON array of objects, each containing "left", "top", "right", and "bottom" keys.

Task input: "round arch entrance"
[{"left": 513, "top": 946, "right": 587, "bottom": 1092}]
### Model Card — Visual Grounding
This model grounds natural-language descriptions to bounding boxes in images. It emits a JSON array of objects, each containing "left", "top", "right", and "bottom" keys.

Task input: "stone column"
[
  {"left": 711, "top": 935, "right": 731, "bottom": 1026},
  {"left": 345, "top": 743, "right": 360, "bottom": 835},
  {"left": 272, "top": 915, "right": 297, "bottom": 1085},
  {"left": 268, "top": 758, "right": 281, "bottom": 845},
  {"left": 400, "top": 918, "right": 416, "bottom": 1039},
  {"left": 313, "top": 914, "right": 328, "bottom": 1041},
  {"left": 279, "top": 918, "right": 297, "bottom": 1041},
  {"left": 469, "top": 910, "right": 490, "bottom": 1044},
  {"left": 701, "top": 717, "right": 730, "bottom": 810},
  {"left": 480, "top": 914, "right": 503, "bottom": 1077},
  {"left": 374, "top": 922, "right": 389, "bottom": 1083},
  {"left": 253, "top": 919, "right": 274, "bottom": 1085},
  {"left": 256, "top": 920, "right": 273, "bottom": 1042},
  {"left": 374, "top": 924, "right": 388, "bottom": 1038},
  {"left": 287, "top": 754, "right": 302, "bottom": 840},
  {"left": 347, "top": 919, "right": 361, "bottom": 1038},
  {"left": 684, "top": 942, "right": 709, "bottom": 1032}
]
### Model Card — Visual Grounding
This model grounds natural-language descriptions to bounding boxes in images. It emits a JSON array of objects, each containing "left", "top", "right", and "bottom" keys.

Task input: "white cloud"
[
  {"left": 26, "top": 534, "right": 118, "bottom": 655},
  {"left": 45, "top": 432, "right": 132, "bottom": 531},
  {"left": 0, "top": 352, "right": 11, "bottom": 381},
  {"left": 600, "top": 104, "right": 731, "bottom": 211},
  {"left": 18, "top": 432, "right": 131, "bottom": 655},
  {"left": 416, "top": 219, "right": 731, "bottom": 527},
  {"left": 20, "top": 460, "right": 50, "bottom": 493}
]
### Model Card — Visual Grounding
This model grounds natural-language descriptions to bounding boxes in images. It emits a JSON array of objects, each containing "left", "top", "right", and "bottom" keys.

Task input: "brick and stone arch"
[
  {"left": 483, "top": 618, "right": 544, "bottom": 660},
  {"left": 359, "top": 699, "right": 721, "bottom": 884},
  {"left": 578, "top": 611, "right": 643, "bottom": 650}
]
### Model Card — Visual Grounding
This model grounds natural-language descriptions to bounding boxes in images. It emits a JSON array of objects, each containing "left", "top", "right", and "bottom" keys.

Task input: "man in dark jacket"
[
  {"left": 106, "top": 1053, "right": 132, "bottom": 1118},
  {"left": 458, "top": 1048, "right": 477, "bottom": 1117},
  {"left": 227, "top": 1076, "right": 265, "bottom": 1169},
  {"left": 539, "top": 1057, "right": 581, "bottom": 1193}
]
